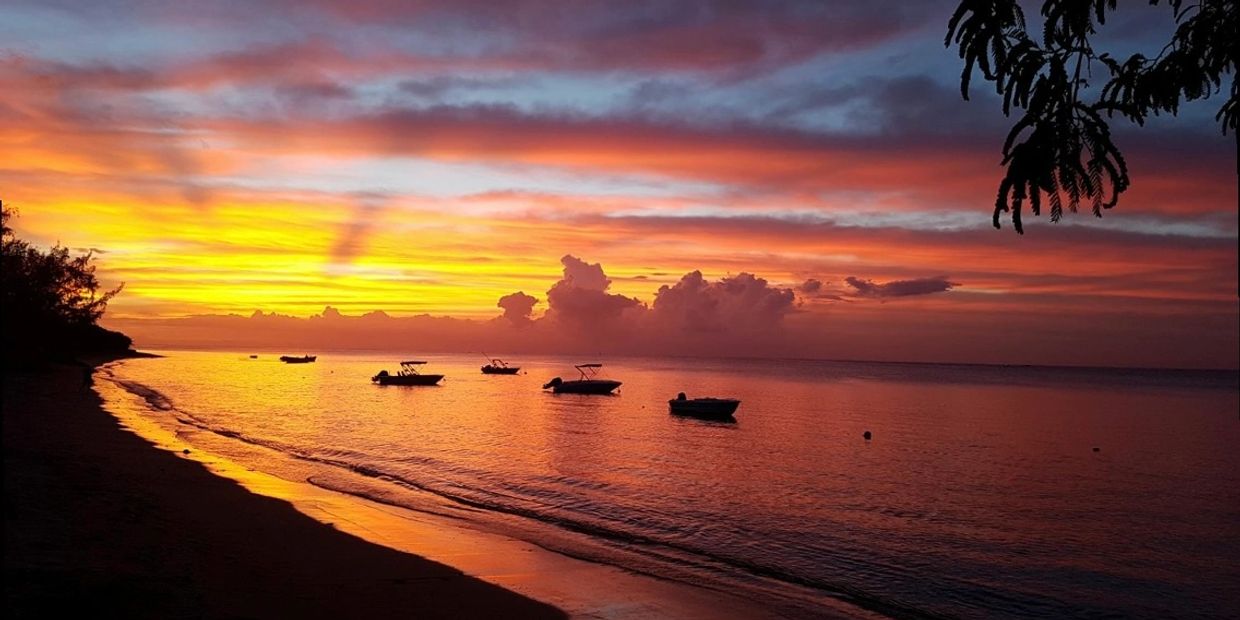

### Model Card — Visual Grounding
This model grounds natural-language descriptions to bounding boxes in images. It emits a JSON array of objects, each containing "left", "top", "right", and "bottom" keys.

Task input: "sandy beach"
[{"left": 2, "top": 360, "right": 566, "bottom": 619}]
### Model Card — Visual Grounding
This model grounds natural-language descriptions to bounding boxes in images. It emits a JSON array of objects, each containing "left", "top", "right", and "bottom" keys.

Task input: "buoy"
[
  {"left": 863, "top": 431, "right": 872, "bottom": 440},
  {"left": 182, "top": 449, "right": 191, "bottom": 454}
]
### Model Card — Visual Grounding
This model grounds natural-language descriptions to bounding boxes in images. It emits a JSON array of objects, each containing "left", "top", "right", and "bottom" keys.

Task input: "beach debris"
[{"left": 863, "top": 430, "right": 872, "bottom": 440}]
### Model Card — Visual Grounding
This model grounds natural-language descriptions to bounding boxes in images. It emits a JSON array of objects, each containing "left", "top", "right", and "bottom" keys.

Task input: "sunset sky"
[{"left": 3, "top": 1, "right": 1236, "bottom": 367}]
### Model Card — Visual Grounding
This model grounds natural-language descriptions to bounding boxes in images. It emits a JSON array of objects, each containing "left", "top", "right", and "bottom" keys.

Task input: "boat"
[
  {"left": 249, "top": 354, "right": 258, "bottom": 359},
  {"left": 279, "top": 355, "right": 316, "bottom": 364},
  {"left": 481, "top": 358, "right": 520, "bottom": 375},
  {"left": 372, "top": 360, "right": 444, "bottom": 386},
  {"left": 669, "top": 393, "right": 740, "bottom": 419},
  {"left": 542, "top": 363, "right": 621, "bottom": 395}
]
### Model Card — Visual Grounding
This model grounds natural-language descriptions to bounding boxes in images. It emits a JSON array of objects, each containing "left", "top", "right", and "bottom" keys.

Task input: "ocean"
[{"left": 96, "top": 351, "right": 1240, "bottom": 618}]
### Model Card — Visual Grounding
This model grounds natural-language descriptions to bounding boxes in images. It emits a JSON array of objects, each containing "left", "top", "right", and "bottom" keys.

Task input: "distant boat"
[
  {"left": 668, "top": 392, "right": 740, "bottom": 419},
  {"left": 481, "top": 358, "right": 520, "bottom": 375},
  {"left": 279, "top": 355, "right": 316, "bottom": 364},
  {"left": 542, "top": 363, "right": 621, "bottom": 395},
  {"left": 249, "top": 354, "right": 258, "bottom": 359},
  {"left": 372, "top": 360, "right": 444, "bottom": 386}
]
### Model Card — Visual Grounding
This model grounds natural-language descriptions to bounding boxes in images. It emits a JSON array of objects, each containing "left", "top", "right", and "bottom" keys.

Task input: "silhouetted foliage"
[
  {"left": 947, "top": 0, "right": 1237, "bottom": 233},
  {"left": 1, "top": 201, "right": 129, "bottom": 363}
]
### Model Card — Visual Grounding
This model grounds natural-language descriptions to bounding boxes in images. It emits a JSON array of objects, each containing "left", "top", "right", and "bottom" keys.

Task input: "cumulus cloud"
[
  {"left": 799, "top": 278, "right": 822, "bottom": 294},
  {"left": 844, "top": 276, "right": 958, "bottom": 298},
  {"left": 544, "top": 255, "right": 643, "bottom": 328},
  {"left": 651, "top": 270, "right": 796, "bottom": 332},
  {"left": 497, "top": 291, "right": 538, "bottom": 325}
]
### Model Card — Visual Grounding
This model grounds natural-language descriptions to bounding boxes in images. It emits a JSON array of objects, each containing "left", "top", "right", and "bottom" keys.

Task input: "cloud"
[
  {"left": 544, "top": 255, "right": 643, "bottom": 328},
  {"left": 497, "top": 291, "right": 538, "bottom": 325},
  {"left": 275, "top": 80, "right": 354, "bottom": 105},
  {"left": 265, "top": 1, "right": 935, "bottom": 74},
  {"left": 313, "top": 305, "right": 345, "bottom": 319},
  {"left": 97, "top": 252, "right": 1239, "bottom": 369},
  {"left": 398, "top": 76, "right": 521, "bottom": 99},
  {"left": 1, "top": 1, "right": 931, "bottom": 90},
  {"left": 844, "top": 276, "right": 959, "bottom": 299},
  {"left": 651, "top": 270, "right": 796, "bottom": 332},
  {"left": 7, "top": 47, "right": 1232, "bottom": 219},
  {"left": 795, "top": 277, "right": 852, "bottom": 301}
]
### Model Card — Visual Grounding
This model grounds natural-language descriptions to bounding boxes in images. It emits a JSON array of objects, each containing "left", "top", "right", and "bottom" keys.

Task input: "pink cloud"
[
  {"left": 544, "top": 255, "right": 644, "bottom": 329},
  {"left": 497, "top": 291, "right": 539, "bottom": 325},
  {"left": 650, "top": 271, "right": 796, "bottom": 333}
]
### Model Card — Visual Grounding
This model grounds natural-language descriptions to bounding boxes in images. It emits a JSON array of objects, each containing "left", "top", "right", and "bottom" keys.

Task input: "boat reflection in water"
[
  {"left": 542, "top": 363, "right": 621, "bottom": 395},
  {"left": 668, "top": 392, "right": 740, "bottom": 420},
  {"left": 371, "top": 360, "right": 444, "bottom": 386}
]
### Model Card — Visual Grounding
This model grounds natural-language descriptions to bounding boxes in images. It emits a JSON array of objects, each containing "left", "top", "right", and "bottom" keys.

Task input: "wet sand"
[{"left": 2, "top": 360, "right": 566, "bottom": 618}]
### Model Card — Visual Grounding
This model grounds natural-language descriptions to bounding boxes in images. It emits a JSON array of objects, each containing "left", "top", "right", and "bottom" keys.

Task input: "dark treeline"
[{"left": 1, "top": 200, "right": 133, "bottom": 367}]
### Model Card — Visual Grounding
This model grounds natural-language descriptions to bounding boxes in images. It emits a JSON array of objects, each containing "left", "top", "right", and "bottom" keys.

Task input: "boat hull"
[
  {"left": 373, "top": 374, "right": 444, "bottom": 386},
  {"left": 669, "top": 398, "right": 740, "bottom": 418},
  {"left": 481, "top": 366, "right": 520, "bottom": 375},
  {"left": 280, "top": 355, "right": 316, "bottom": 364},
  {"left": 551, "top": 379, "right": 621, "bottom": 395}
]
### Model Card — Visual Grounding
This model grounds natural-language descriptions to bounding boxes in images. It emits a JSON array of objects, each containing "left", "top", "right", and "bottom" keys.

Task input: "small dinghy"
[{"left": 668, "top": 393, "right": 740, "bottom": 419}]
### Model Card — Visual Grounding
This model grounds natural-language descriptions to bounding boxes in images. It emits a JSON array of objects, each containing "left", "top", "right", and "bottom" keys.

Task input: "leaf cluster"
[{"left": 947, "top": 0, "right": 1236, "bottom": 233}]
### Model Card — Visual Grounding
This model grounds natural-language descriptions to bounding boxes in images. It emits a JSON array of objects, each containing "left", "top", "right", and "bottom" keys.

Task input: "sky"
[{"left": 2, "top": 0, "right": 1236, "bottom": 367}]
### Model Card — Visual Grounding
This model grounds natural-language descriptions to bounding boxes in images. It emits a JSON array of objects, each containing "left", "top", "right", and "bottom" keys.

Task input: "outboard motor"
[
  {"left": 372, "top": 370, "right": 390, "bottom": 383},
  {"left": 542, "top": 377, "right": 563, "bottom": 390}
]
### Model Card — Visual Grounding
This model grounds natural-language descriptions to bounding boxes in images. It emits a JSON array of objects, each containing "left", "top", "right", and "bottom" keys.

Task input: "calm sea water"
[{"left": 97, "top": 352, "right": 1240, "bottom": 619}]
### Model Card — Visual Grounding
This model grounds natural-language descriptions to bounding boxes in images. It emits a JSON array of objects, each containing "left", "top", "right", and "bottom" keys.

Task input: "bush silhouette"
[{"left": 2, "top": 201, "right": 130, "bottom": 365}]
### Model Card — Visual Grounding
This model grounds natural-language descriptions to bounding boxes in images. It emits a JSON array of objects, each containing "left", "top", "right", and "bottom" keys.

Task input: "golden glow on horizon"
[
  {"left": 10, "top": 187, "right": 1235, "bottom": 323},
  {"left": 11, "top": 196, "right": 735, "bottom": 318}
]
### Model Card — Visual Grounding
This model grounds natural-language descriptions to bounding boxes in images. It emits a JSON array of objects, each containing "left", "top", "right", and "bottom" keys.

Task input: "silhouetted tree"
[
  {"left": 947, "top": 0, "right": 1237, "bottom": 233},
  {"left": 1, "top": 201, "right": 128, "bottom": 362}
]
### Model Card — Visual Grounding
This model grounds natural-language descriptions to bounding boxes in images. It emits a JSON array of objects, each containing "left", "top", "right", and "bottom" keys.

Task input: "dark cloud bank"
[{"left": 844, "top": 276, "right": 957, "bottom": 299}]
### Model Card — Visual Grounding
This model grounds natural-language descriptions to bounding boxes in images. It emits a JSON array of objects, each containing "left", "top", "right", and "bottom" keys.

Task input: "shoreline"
[
  {"left": 8, "top": 355, "right": 832, "bottom": 619},
  {"left": 97, "top": 357, "right": 831, "bottom": 619},
  {"left": 2, "top": 357, "right": 565, "bottom": 618}
]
